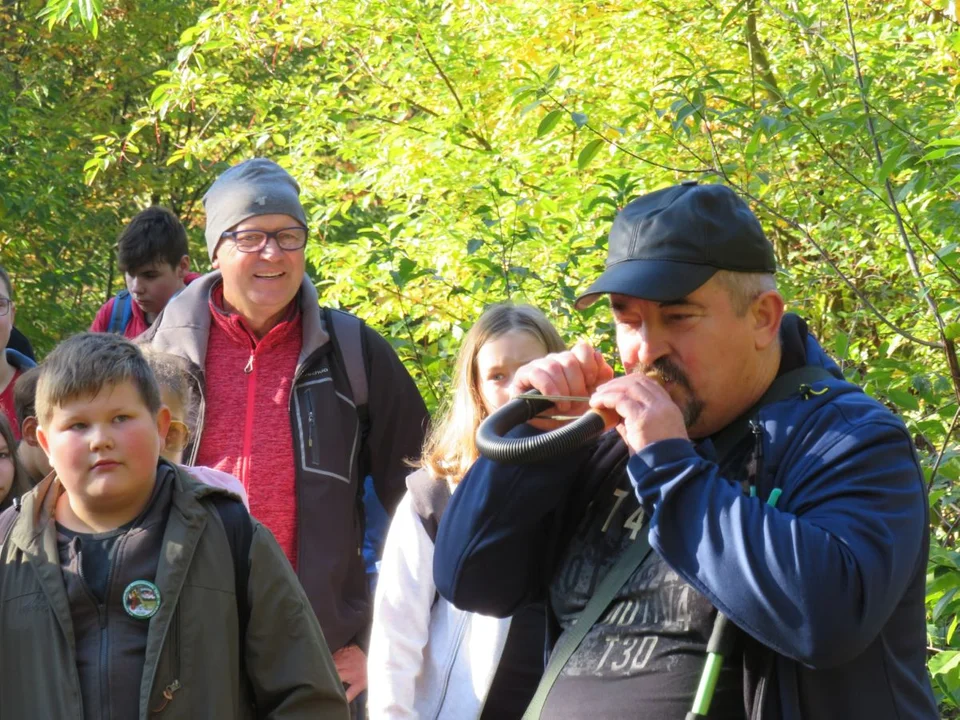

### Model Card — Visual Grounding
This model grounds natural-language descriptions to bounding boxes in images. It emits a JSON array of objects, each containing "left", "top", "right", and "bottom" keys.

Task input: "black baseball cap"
[{"left": 575, "top": 181, "right": 776, "bottom": 309}]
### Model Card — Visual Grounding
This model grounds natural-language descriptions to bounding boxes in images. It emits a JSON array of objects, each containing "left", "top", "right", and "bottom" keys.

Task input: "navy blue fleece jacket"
[{"left": 434, "top": 319, "right": 936, "bottom": 719}]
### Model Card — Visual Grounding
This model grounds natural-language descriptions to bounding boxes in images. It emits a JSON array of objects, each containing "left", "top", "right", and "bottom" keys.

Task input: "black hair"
[{"left": 117, "top": 206, "right": 189, "bottom": 273}]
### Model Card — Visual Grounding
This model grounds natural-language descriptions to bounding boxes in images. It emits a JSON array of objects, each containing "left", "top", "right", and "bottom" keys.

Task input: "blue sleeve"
[
  {"left": 628, "top": 405, "right": 927, "bottom": 669},
  {"left": 362, "top": 475, "right": 389, "bottom": 576},
  {"left": 433, "top": 425, "right": 591, "bottom": 617}
]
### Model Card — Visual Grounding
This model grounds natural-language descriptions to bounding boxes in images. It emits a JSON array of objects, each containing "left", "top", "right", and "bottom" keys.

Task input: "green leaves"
[
  {"left": 577, "top": 139, "right": 604, "bottom": 169},
  {"left": 37, "top": 0, "right": 103, "bottom": 37},
  {"left": 8, "top": 14, "right": 960, "bottom": 715},
  {"left": 537, "top": 109, "right": 563, "bottom": 138}
]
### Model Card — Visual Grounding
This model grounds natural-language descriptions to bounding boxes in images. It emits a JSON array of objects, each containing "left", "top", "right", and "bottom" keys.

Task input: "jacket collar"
[{"left": 145, "top": 270, "right": 330, "bottom": 372}]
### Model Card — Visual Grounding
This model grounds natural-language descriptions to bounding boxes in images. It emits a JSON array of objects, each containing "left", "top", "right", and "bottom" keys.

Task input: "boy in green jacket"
[{"left": 0, "top": 332, "right": 349, "bottom": 719}]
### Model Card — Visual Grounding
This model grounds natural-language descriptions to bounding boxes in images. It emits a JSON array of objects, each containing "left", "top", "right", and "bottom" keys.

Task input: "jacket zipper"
[
  {"left": 289, "top": 346, "right": 328, "bottom": 578},
  {"left": 76, "top": 538, "right": 114, "bottom": 720},
  {"left": 305, "top": 391, "right": 320, "bottom": 465},
  {"left": 434, "top": 611, "right": 470, "bottom": 720},
  {"left": 240, "top": 350, "right": 258, "bottom": 488},
  {"left": 748, "top": 419, "right": 765, "bottom": 487},
  {"left": 151, "top": 679, "right": 181, "bottom": 715},
  {"left": 745, "top": 419, "right": 775, "bottom": 720}
]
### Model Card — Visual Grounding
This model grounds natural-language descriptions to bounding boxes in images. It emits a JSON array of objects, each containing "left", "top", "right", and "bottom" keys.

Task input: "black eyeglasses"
[
  {"left": 219, "top": 227, "right": 308, "bottom": 254},
  {"left": 0, "top": 298, "right": 12, "bottom": 317}
]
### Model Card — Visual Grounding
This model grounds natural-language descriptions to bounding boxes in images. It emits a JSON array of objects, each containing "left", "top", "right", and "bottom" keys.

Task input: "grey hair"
[{"left": 713, "top": 270, "right": 777, "bottom": 316}]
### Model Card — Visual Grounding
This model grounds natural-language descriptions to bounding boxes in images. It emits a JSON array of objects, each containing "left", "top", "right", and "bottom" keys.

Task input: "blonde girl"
[{"left": 368, "top": 303, "right": 565, "bottom": 719}]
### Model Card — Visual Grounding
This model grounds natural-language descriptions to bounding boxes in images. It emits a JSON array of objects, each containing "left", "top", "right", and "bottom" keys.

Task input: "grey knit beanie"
[{"left": 203, "top": 158, "right": 309, "bottom": 261}]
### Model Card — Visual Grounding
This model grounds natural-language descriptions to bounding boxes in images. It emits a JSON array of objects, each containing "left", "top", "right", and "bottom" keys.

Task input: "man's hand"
[
  {"left": 589, "top": 374, "right": 688, "bottom": 454},
  {"left": 510, "top": 341, "right": 616, "bottom": 429},
  {"left": 333, "top": 644, "right": 367, "bottom": 703}
]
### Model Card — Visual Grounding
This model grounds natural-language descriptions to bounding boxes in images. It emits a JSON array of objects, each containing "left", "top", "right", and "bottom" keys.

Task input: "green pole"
[{"left": 691, "top": 652, "right": 724, "bottom": 715}]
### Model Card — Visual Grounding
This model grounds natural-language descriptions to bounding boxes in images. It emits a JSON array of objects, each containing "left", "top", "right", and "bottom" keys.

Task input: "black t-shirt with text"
[{"left": 543, "top": 465, "right": 746, "bottom": 719}]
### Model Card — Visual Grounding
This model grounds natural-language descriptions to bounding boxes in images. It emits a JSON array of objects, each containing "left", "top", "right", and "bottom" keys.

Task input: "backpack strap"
[
  {"left": 207, "top": 494, "right": 254, "bottom": 640},
  {"left": 523, "top": 519, "right": 653, "bottom": 720},
  {"left": 324, "top": 307, "right": 369, "bottom": 407},
  {"left": 205, "top": 491, "right": 254, "bottom": 701},
  {"left": 323, "top": 307, "right": 373, "bottom": 539},
  {"left": 323, "top": 307, "right": 371, "bottom": 451},
  {"left": 107, "top": 290, "right": 133, "bottom": 334}
]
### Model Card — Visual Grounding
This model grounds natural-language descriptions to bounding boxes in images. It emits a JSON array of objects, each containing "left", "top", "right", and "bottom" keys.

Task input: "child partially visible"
[
  {"left": 368, "top": 303, "right": 564, "bottom": 719},
  {"left": 89, "top": 206, "right": 200, "bottom": 338},
  {"left": 0, "top": 332, "right": 348, "bottom": 718},
  {"left": 0, "top": 411, "right": 30, "bottom": 512},
  {"left": 0, "top": 264, "right": 37, "bottom": 440},
  {"left": 13, "top": 366, "right": 52, "bottom": 485},
  {"left": 142, "top": 348, "right": 249, "bottom": 508}
]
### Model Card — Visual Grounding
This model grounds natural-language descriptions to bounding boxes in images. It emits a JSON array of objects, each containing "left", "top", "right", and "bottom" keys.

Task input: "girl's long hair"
[
  {"left": 419, "top": 303, "right": 565, "bottom": 484},
  {"left": 0, "top": 411, "right": 31, "bottom": 510}
]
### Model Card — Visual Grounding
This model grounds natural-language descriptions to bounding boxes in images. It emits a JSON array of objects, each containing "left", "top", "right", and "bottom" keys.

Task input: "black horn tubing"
[{"left": 475, "top": 392, "right": 607, "bottom": 464}]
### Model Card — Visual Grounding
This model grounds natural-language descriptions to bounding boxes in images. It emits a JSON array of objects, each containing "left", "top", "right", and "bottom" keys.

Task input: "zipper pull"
[
  {"left": 749, "top": 420, "right": 764, "bottom": 464},
  {"left": 244, "top": 354, "right": 254, "bottom": 374},
  {"left": 747, "top": 419, "right": 764, "bottom": 484},
  {"left": 308, "top": 410, "right": 315, "bottom": 448},
  {"left": 151, "top": 679, "right": 181, "bottom": 713}
]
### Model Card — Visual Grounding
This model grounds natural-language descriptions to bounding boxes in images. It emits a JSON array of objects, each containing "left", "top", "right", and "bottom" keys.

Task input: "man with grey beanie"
[{"left": 142, "top": 158, "right": 430, "bottom": 712}]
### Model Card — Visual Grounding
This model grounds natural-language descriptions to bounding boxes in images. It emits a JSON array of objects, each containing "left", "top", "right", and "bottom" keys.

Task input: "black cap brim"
[{"left": 574, "top": 259, "right": 719, "bottom": 309}]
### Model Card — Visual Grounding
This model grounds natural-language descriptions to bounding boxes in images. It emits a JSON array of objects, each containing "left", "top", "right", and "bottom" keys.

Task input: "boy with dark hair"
[
  {"left": 0, "top": 332, "right": 348, "bottom": 719},
  {"left": 12, "top": 367, "right": 50, "bottom": 484},
  {"left": 0, "top": 264, "right": 37, "bottom": 440},
  {"left": 90, "top": 206, "right": 200, "bottom": 338}
]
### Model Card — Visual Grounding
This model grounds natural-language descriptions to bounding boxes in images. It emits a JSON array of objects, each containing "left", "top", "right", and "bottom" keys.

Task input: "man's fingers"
[
  {"left": 522, "top": 363, "right": 571, "bottom": 405},
  {"left": 555, "top": 354, "right": 589, "bottom": 408},
  {"left": 511, "top": 358, "right": 568, "bottom": 399},
  {"left": 596, "top": 373, "right": 664, "bottom": 399},
  {"left": 595, "top": 350, "right": 616, "bottom": 385},
  {"left": 590, "top": 384, "right": 648, "bottom": 428},
  {"left": 571, "top": 342, "right": 600, "bottom": 389}
]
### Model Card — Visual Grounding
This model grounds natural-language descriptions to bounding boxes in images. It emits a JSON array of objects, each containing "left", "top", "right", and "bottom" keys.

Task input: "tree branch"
[
  {"left": 736, "top": 185, "right": 943, "bottom": 349},
  {"left": 928, "top": 405, "right": 960, "bottom": 492},
  {"left": 416, "top": 31, "right": 463, "bottom": 112},
  {"left": 842, "top": 0, "right": 960, "bottom": 401},
  {"left": 916, "top": 0, "right": 960, "bottom": 27},
  {"left": 745, "top": 0, "right": 782, "bottom": 104},
  {"left": 416, "top": 33, "right": 493, "bottom": 151},
  {"left": 543, "top": 91, "right": 710, "bottom": 174}
]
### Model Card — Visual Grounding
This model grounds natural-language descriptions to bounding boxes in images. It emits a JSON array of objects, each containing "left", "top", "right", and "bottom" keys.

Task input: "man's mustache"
[{"left": 635, "top": 358, "right": 692, "bottom": 391}]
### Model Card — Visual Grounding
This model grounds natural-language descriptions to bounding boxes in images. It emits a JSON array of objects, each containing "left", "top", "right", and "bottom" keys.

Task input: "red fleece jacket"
[{"left": 195, "top": 286, "right": 302, "bottom": 568}]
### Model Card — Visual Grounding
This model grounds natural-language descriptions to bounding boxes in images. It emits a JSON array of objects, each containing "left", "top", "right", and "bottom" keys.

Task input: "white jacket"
[{"left": 367, "top": 484, "right": 512, "bottom": 719}]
